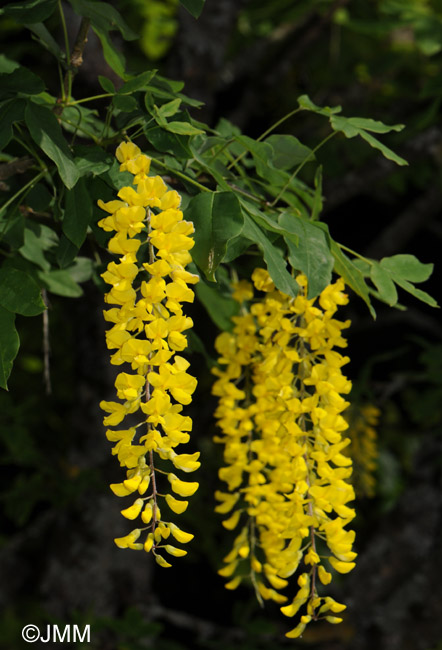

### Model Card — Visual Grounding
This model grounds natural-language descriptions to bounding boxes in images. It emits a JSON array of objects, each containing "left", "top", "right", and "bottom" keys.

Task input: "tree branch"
[{"left": 54, "top": 16, "right": 91, "bottom": 115}]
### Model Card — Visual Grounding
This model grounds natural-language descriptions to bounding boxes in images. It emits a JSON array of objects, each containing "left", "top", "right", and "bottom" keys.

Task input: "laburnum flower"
[
  {"left": 98, "top": 142, "right": 200, "bottom": 567},
  {"left": 344, "top": 404, "right": 380, "bottom": 497},
  {"left": 213, "top": 268, "right": 356, "bottom": 637}
]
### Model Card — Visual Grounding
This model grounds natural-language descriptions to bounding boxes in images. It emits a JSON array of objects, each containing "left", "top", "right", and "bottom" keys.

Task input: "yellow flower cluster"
[
  {"left": 212, "top": 269, "right": 356, "bottom": 638},
  {"left": 345, "top": 404, "right": 379, "bottom": 497},
  {"left": 98, "top": 142, "right": 199, "bottom": 567}
]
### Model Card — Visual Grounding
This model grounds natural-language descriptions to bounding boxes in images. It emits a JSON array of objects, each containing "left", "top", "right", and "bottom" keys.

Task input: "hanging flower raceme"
[
  {"left": 345, "top": 404, "right": 379, "bottom": 497},
  {"left": 98, "top": 142, "right": 199, "bottom": 567},
  {"left": 213, "top": 269, "right": 356, "bottom": 638}
]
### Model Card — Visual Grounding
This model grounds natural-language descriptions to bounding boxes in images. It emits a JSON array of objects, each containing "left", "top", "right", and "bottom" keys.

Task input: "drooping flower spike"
[
  {"left": 345, "top": 404, "right": 379, "bottom": 498},
  {"left": 213, "top": 269, "right": 356, "bottom": 637},
  {"left": 98, "top": 142, "right": 199, "bottom": 567}
]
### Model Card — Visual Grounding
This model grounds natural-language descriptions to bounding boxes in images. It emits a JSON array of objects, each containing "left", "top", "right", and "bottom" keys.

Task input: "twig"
[
  {"left": 0, "top": 157, "right": 34, "bottom": 181},
  {"left": 54, "top": 16, "right": 91, "bottom": 115}
]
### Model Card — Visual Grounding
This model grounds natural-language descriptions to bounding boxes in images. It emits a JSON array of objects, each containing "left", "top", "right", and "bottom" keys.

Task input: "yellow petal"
[
  {"left": 225, "top": 576, "right": 242, "bottom": 590},
  {"left": 165, "top": 545, "right": 187, "bottom": 557},
  {"left": 165, "top": 494, "right": 188, "bottom": 514},
  {"left": 169, "top": 523, "right": 194, "bottom": 544},
  {"left": 328, "top": 557, "right": 356, "bottom": 574},
  {"left": 121, "top": 498, "right": 143, "bottom": 520},
  {"left": 222, "top": 510, "right": 241, "bottom": 530},
  {"left": 167, "top": 473, "right": 199, "bottom": 496},
  {"left": 155, "top": 554, "right": 172, "bottom": 568}
]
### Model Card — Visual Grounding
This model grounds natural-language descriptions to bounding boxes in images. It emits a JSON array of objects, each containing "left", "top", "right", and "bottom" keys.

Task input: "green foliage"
[{"left": 0, "top": 0, "right": 436, "bottom": 393}]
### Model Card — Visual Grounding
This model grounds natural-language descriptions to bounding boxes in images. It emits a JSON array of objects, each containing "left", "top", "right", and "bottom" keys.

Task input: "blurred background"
[{"left": 0, "top": 1, "right": 441, "bottom": 648}]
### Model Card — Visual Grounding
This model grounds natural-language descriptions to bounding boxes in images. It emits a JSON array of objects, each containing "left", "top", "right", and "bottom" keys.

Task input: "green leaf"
[
  {"left": 37, "top": 269, "right": 83, "bottom": 298},
  {"left": 155, "top": 98, "right": 182, "bottom": 119},
  {"left": 26, "top": 22, "right": 63, "bottom": 59},
  {"left": 298, "top": 94, "right": 342, "bottom": 116},
  {"left": 380, "top": 254, "right": 434, "bottom": 283},
  {"left": 330, "top": 242, "right": 376, "bottom": 317},
  {"left": 0, "top": 266, "right": 45, "bottom": 316},
  {"left": 103, "top": 160, "right": 133, "bottom": 190},
  {"left": 234, "top": 135, "right": 288, "bottom": 187},
  {"left": 178, "top": 0, "right": 205, "bottom": 18},
  {"left": 330, "top": 115, "right": 408, "bottom": 166},
  {"left": 311, "top": 165, "right": 323, "bottom": 221},
  {"left": 393, "top": 278, "right": 438, "bottom": 308},
  {"left": 0, "top": 307, "right": 19, "bottom": 390},
  {"left": 265, "top": 134, "right": 314, "bottom": 169},
  {"left": 66, "top": 257, "right": 94, "bottom": 283},
  {"left": 19, "top": 227, "right": 51, "bottom": 271},
  {"left": 223, "top": 235, "right": 252, "bottom": 263},
  {"left": 195, "top": 280, "right": 239, "bottom": 331},
  {"left": 342, "top": 117, "right": 404, "bottom": 134},
  {"left": 118, "top": 70, "right": 157, "bottom": 95},
  {"left": 68, "top": 0, "right": 138, "bottom": 40},
  {"left": 0, "top": 208, "right": 25, "bottom": 250},
  {"left": 245, "top": 203, "right": 293, "bottom": 238},
  {"left": 146, "top": 125, "right": 191, "bottom": 159},
  {"left": 0, "top": 67, "right": 45, "bottom": 99},
  {"left": 0, "top": 55, "right": 20, "bottom": 73},
  {"left": 73, "top": 145, "right": 112, "bottom": 176},
  {"left": 356, "top": 129, "right": 408, "bottom": 167},
  {"left": 164, "top": 121, "right": 205, "bottom": 136},
  {"left": 63, "top": 178, "right": 93, "bottom": 247},
  {"left": 112, "top": 94, "right": 137, "bottom": 112},
  {"left": 370, "top": 263, "right": 398, "bottom": 306},
  {"left": 25, "top": 102, "right": 79, "bottom": 189},
  {"left": 1, "top": 0, "right": 57, "bottom": 23},
  {"left": 242, "top": 214, "right": 297, "bottom": 297},
  {"left": 92, "top": 27, "right": 127, "bottom": 79},
  {"left": 279, "top": 212, "right": 333, "bottom": 298},
  {"left": 186, "top": 191, "right": 243, "bottom": 280},
  {"left": 0, "top": 98, "right": 26, "bottom": 149},
  {"left": 56, "top": 234, "right": 79, "bottom": 269},
  {"left": 98, "top": 75, "right": 115, "bottom": 93}
]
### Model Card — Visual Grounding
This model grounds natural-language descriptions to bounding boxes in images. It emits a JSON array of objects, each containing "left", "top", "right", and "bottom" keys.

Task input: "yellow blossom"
[
  {"left": 213, "top": 268, "right": 357, "bottom": 637},
  {"left": 98, "top": 141, "right": 199, "bottom": 562}
]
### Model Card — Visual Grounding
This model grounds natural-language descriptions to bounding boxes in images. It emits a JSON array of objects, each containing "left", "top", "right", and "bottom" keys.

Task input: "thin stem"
[
  {"left": 13, "top": 126, "right": 47, "bottom": 172},
  {"left": 339, "top": 243, "right": 373, "bottom": 265},
  {"left": 0, "top": 170, "right": 46, "bottom": 218},
  {"left": 257, "top": 107, "right": 302, "bottom": 142},
  {"left": 58, "top": 0, "right": 70, "bottom": 100},
  {"left": 150, "top": 157, "right": 211, "bottom": 193},
  {"left": 58, "top": 116, "right": 99, "bottom": 143},
  {"left": 226, "top": 107, "right": 303, "bottom": 171},
  {"left": 269, "top": 131, "right": 337, "bottom": 208},
  {"left": 67, "top": 93, "right": 114, "bottom": 106},
  {"left": 297, "top": 331, "right": 318, "bottom": 613},
  {"left": 145, "top": 211, "right": 158, "bottom": 546}
]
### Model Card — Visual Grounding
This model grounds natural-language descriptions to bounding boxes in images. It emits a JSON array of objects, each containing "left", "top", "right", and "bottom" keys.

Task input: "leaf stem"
[
  {"left": 257, "top": 107, "right": 302, "bottom": 142},
  {"left": 338, "top": 243, "right": 373, "bottom": 266},
  {"left": 67, "top": 93, "right": 114, "bottom": 106},
  {"left": 149, "top": 157, "right": 211, "bottom": 193},
  {"left": 269, "top": 131, "right": 337, "bottom": 207},
  {"left": 0, "top": 170, "right": 46, "bottom": 218},
  {"left": 58, "top": 0, "right": 70, "bottom": 100}
]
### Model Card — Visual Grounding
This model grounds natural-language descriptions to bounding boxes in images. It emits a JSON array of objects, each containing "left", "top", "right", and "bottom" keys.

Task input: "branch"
[
  {"left": 54, "top": 17, "right": 91, "bottom": 116},
  {"left": 0, "top": 157, "right": 34, "bottom": 181}
]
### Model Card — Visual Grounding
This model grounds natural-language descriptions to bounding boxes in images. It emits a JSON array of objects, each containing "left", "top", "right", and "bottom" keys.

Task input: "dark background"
[{"left": 0, "top": 1, "right": 441, "bottom": 649}]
